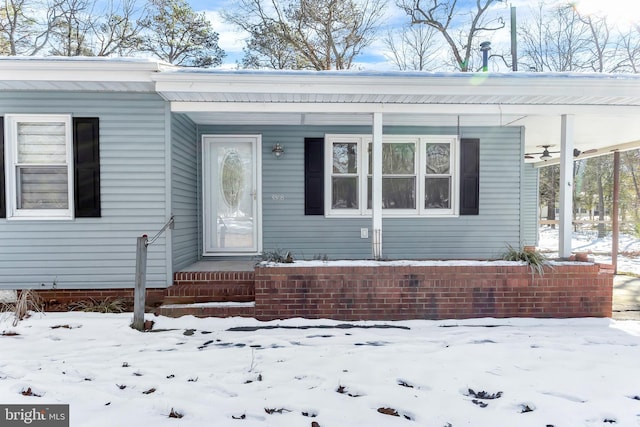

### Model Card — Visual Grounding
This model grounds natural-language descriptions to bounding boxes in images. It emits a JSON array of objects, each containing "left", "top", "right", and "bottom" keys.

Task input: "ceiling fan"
[
  {"left": 524, "top": 145, "right": 558, "bottom": 160},
  {"left": 524, "top": 145, "right": 598, "bottom": 160}
]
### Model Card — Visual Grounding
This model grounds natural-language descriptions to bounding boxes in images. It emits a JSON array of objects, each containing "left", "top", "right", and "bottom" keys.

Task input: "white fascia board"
[
  {"left": 0, "top": 58, "right": 171, "bottom": 84},
  {"left": 154, "top": 72, "right": 640, "bottom": 100},
  {"left": 170, "top": 101, "right": 640, "bottom": 117}
]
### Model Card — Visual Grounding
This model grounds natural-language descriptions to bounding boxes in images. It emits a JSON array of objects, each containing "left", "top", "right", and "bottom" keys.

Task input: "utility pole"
[{"left": 511, "top": 6, "right": 518, "bottom": 71}]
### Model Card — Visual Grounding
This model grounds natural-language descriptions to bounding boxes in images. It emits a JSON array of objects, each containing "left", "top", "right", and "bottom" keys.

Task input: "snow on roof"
[{"left": 160, "top": 66, "right": 640, "bottom": 81}]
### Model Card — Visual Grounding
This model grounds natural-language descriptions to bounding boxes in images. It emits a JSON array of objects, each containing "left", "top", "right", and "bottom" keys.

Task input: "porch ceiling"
[{"left": 154, "top": 70, "right": 640, "bottom": 165}]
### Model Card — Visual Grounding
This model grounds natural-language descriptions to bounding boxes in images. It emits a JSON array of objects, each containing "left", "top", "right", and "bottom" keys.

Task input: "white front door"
[{"left": 202, "top": 135, "right": 261, "bottom": 255}]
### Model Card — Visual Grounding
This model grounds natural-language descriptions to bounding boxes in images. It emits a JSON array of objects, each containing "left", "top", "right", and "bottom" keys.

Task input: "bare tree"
[
  {"left": 615, "top": 25, "right": 640, "bottom": 73},
  {"left": 0, "top": 0, "right": 57, "bottom": 55},
  {"left": 138, "top": 0, "right": 225, "bottom": 67},
  {"left": 240, "top": 21, "right": 309, "bottom": 69},
  {"left": 94, "top": 0, "right": 142, "bottom": 56},
  {"left": 517, "top": 1, "right": 636, "bottom": 73},
  {"left": 224, "top": 0, "right": 386, "bottom": 70},
  {"left": 519, "top": 2, "right": 592, "bottom": 72},
  {"left": 396, "top": 0, "right": 506, "bottom": 71},
  {"left": 624, "top": 151, "right": 640, "bottom": 230},
  {"left": 48, "top": 0, "right": 95, "bottom": 56},
  {"left": 583, "top": 155, "right": 614, "bottom": 238},
  {"left": 384, "top": 23, "right": 441, "bottom": 71}
]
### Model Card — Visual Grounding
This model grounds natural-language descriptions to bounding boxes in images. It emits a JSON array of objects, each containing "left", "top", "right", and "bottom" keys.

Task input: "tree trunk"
[
  {"left": 548, "top": 198, "right": 556, "bottom": 228},
  {"left": 625, "top": 151, "right": 640, "bottom": 220},
  {"left": 597, "top": 174, "right": 606, "bottom": 238}
]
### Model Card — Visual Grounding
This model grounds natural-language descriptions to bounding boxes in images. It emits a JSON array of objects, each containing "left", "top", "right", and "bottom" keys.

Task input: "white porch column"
[
  {"left": 559, "top": 114, "right": 574, "bottom": 258},
  {"left": 372, "top": 112, "right": 383, "bottom": 259}
]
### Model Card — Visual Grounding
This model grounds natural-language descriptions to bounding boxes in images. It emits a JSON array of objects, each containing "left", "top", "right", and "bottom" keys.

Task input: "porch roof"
[
  {"left": 2, "top": 57, "right": 640, "bottom": 165},
  {"left": 152, "top": 69, "right": 640, "bottom": 165}
]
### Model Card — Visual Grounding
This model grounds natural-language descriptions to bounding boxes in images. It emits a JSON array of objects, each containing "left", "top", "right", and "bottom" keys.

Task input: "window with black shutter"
[
  {"left": 0, "top": 115, "right": 100, "bottom": 219},
  {"left": 304, "top": 137, "right": 324, "bottom": 215},
  {"left": 459, "top": 138, "right": 480, "bottom": 215},
  {"left": 73, "top": 117, "right": 101, "bottom": 217}
]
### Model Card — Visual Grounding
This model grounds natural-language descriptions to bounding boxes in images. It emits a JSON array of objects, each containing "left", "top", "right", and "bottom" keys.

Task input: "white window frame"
[
  {"left": 4, "top": 114, "right": 74, "bottom": 220},
  {"left": 325, "top": 135, "right": 368, "bottom": 217},
  {"left": 421, "top": 136, "right": 458, "bottom": 217},
  {"left": 325, "top": 134, "right": 459, "bottom": 218}
]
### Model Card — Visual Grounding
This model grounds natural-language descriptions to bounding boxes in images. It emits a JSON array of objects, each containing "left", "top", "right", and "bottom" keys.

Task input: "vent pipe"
[{"left": 480, "top": 41, "right": 491, "bottom": 72}]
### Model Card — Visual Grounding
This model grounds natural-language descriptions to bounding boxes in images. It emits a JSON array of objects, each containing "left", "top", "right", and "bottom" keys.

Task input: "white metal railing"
[{"left": 132, "top": 215, "right": 174, "bottom": 331}]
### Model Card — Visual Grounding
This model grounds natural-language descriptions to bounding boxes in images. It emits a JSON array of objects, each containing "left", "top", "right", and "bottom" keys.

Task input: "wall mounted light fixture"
[{"left": 272, "top": 143, "right": 285, "bottom": 159}]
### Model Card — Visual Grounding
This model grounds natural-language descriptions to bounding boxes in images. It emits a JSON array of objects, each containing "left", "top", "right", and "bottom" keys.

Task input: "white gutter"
[
  {"left": 168, "top": 101, "right": 640, "bottom": 117},
  {"left": 153, "top": 71, "right": 640, "bottom": 100},
  {"left": 0, "top": 57, "right": 173, "bottom": 84}
]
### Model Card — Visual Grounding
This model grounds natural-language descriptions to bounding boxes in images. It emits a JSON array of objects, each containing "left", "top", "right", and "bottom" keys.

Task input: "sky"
[{"left": 192, "top": 0, "right": 640, "bottom": 70}]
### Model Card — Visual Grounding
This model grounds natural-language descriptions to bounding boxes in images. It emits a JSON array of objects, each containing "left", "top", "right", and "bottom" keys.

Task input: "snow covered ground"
[
  {"left": 1, "top": 228, "right": 639, "bottom": 426},
  {"left": 1, "top": 313, "right": 640, "bottom": 427},
  {"left": 538, "top": 227, "right": 640, "bottom": 275}
]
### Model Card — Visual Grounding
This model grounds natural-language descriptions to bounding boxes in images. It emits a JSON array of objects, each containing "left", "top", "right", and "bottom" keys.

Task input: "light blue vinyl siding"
[
  {"left": 0, "top": 92, "right": 170, "bottom": 289},
  {"left": 198, "top": 125, "right": 532, "bottom": 260},
  {"left": 521, "top": 163, "right": 539, "bottom": 247},
  {"left": 171, "top": 113, "right": 199, "bottom": 270}
]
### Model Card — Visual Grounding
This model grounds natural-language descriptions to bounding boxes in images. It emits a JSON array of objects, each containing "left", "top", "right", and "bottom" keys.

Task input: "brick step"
[
  {"left": 156, "top": 301, "right": 256, "bottom": 319},
  {"left": 163, "top": 294, "right": 255, "bottom": 305},
  {"left": 169, "top": 271, "right": 255, "bottom": 304}
]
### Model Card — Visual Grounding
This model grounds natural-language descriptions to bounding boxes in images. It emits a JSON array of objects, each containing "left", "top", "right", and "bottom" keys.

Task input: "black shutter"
[
  {"left": 0, "top": 117, "right": 5, "bottom": 219},
  {"left": 459, "top": 138, "right": 480, "bottom": 215},
  {"left": 304, "top": 137, "right": 324, "bottom": 215},
  {"left": 73, "top": 117, "right": 101, "bottom": 217}
]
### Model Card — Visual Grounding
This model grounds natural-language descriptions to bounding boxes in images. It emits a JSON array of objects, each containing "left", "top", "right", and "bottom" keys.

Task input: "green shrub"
[
  {"left": 501, "top": 244, "right": 548, "bottom": 277},
  {"left": 261, "top": 249, "right": 294, "bottom": 263},
  {"left": 68, "top": 298, "right": 126, "bottom": 313}
]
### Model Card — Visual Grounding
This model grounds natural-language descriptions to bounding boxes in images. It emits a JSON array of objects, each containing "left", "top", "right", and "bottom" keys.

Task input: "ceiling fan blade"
[{"left": 574, "top": 148, "right": 599, "bottom": 157}]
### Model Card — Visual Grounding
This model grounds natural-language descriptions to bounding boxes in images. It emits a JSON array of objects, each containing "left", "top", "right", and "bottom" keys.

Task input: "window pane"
[
  {"left": 367, "top": 177, "right": 416, "bottom": 209},
  {"left": 18, "top": 167, "right": 69, "bottom": 209},
  {"left": 333, "top": 143, "right": 357, "bottom": 174},
  {"left": 426, "top": 143, "right": 450, "bottom": 174},
  {"left": 18, "top": 122, "right": 67, "bottom": 164},
  {"left": 383, "top": 143, "right": 414, "bottom": 174},
  {"left": 383, "top": 177, "right": 415, "bottom": 209},
  {"left": 425, "top": 177, "right": 450, "bottom": 209},
  {"left": 368, "top": 143, "right": 416, "bottom": 174},
  {"left": 332, "top": 177, "right": 358, "bottom": 209}
]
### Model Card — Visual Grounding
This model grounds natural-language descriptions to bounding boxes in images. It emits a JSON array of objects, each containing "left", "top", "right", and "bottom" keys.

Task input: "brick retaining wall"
[
  {"left": 34, "top": 271, "right": 255, "bottom": 311},
  {"left": 32, "top": 263, "right": 614, "bottom": 320},
  {"left": 254, "top": 263, "right": 614, "bottom": 321},
  {"left": 35, "top": 288, "right": 167, "bottom": 311}
]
